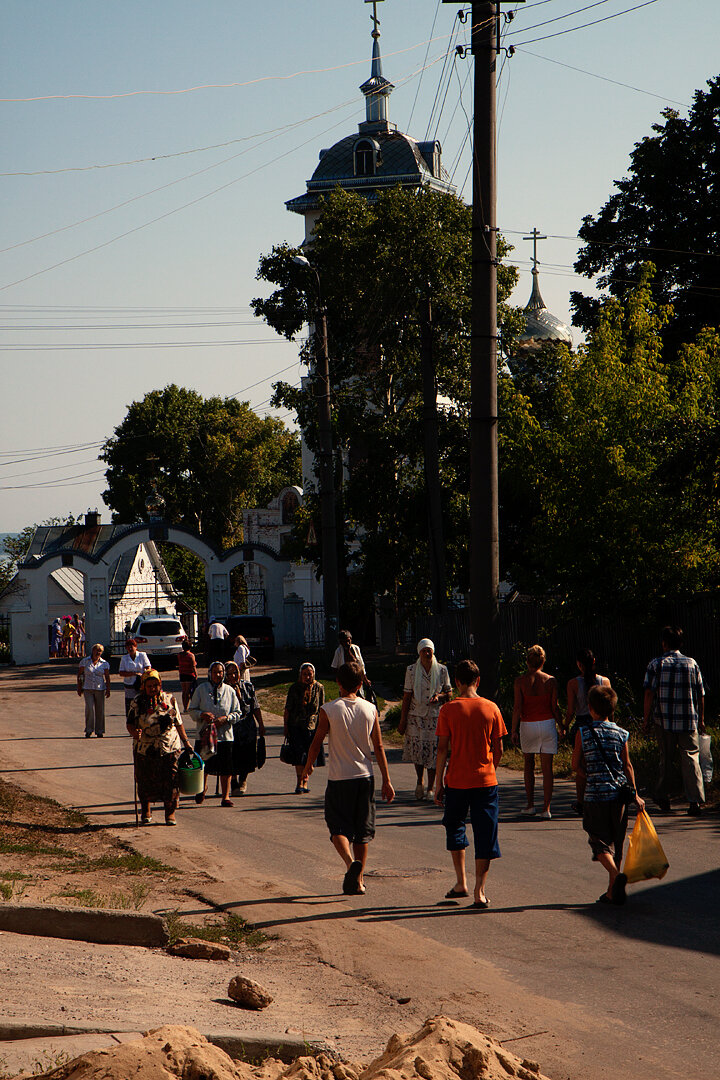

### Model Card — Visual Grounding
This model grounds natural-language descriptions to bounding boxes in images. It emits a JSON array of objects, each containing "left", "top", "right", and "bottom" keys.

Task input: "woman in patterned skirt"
[
  {"left": 398, "top": 639, "right": 452, "bottom": 801},
  {"left": 127, "top": 669, "right": 192, "bottom": 826}
]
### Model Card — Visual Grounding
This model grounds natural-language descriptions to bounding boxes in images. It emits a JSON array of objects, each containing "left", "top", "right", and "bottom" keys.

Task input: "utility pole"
[
  {"left": 443, "top": 0, "right": 523, "bottom": 696},
  {"left": 420, "top": 292, "right": 447, "bottom": 614}
]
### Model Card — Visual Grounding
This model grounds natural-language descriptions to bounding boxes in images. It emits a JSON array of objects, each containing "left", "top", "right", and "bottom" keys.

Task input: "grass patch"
[
  {"left": 0, "top": 840, "right": 78, "bottom": 857},
  {"left": 255, "top": 669, "right": 385, "bottom": 715},
  {"left": 0, "top": 871, "right": 33, "bottom": 881},
  {"left": 55, "top": 882, "right": 151, "bottom": 910},
  {"left": 165, "top": 910, "right": 266, "bottom": 950},
  {"left": 69, "top": 851, "right": 176, "bottom": 875},
  {"left": 0, "top": 879, "right": 29, "bottom": 901}
]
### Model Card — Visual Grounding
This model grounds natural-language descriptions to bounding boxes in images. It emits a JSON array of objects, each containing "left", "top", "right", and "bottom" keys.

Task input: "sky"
[{"left": 1, "top": 0, "right": 718, "bottom": 532}]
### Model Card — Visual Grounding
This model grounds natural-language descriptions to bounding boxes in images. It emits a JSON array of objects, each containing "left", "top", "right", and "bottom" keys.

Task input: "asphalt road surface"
[{"left": 1, "top": 664, "right": 717, "bottom": 1080}]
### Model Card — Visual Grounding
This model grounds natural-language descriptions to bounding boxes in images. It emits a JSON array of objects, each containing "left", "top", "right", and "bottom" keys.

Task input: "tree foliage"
[
  {"left": 101, "top": 385, "right": 300, "bottom": 549},
  {"left": 501, "top": 270, "right": 720, "bottom": 616},
  {"left": 572, "top": 75, "right": 720, "bottom": 353},
  {"left": 1, "top": 516, "right": 80, "bottom": 598},
  {"left": 252, "top": 186, "right": 522, "bottom": 614}
]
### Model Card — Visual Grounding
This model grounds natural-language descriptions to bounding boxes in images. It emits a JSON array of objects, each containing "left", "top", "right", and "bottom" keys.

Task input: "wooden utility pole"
[
  {"left": 420, "top": 292, "right": 447, "bottom": 614},
  {"left": 443, "top": 0, "right": 523, "bottom": 695}
]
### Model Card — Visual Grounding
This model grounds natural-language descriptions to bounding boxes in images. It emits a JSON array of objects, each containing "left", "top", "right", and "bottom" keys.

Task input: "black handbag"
[
  {"left": 256, "top": 735, "right": 266, "bottom": 769},
  {"left": 279, "top": 738, "right": 295, "bottom": 765}
]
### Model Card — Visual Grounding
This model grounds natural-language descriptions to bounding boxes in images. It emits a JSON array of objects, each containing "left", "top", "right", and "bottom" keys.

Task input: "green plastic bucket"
[{"left": 178, "top": 750, "right": 204, "bottom": 796}]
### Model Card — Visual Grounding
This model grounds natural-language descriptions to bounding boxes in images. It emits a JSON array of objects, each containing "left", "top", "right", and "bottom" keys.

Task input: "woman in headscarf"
[
  {"left": 126, "top": 669, "right": 192, "bottom": 826},
  {"left": 224, "top": 660, "right": 266, "bottom": 796},
  {"left": 188, "top": 661, "right": 240, "bottom": 807},
  {"left": 283, "top": 662, "right": 326, "bottom": 793},
  {"left": 398, "top": 639, "right": 452, "bottom": 800},
  {"left": 50, "top": 618, "right": 62, "bottom": 659}
]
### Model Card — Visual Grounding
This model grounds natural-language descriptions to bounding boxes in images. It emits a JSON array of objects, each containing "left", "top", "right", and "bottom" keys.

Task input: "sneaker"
[
  {"left": 415, "top": 783, "right": 424, "bottom": 800},
  {"left": 540, "top": 809, "right": 552, "bottom": 820},
  {"left": 520, "top": 806, "right": 536, "bottom": 816}
]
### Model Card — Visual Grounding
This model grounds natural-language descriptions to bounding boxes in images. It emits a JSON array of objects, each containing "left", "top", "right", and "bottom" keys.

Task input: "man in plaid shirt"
[{"left": 643, "top": 625, "right": 706, "bottom": 816}]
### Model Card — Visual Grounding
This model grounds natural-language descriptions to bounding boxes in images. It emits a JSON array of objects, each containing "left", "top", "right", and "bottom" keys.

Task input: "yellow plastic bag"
[{"left": 623, "top": 809, "right": 669, "bottom": 884}]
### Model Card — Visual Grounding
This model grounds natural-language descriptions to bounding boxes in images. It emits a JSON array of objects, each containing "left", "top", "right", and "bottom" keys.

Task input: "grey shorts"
[{"left": 324, "top": 777, "right": 375, "bottom": 844}]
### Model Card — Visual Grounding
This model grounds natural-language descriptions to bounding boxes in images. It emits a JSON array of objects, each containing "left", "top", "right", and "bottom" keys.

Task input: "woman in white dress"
[{"left": 398, "top": 638, "right": 452, "bottom": 800}]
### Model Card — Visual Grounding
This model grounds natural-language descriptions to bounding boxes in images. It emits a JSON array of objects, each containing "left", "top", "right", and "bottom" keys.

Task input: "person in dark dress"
[
  {"left": 283, "top": 662, "right": 325, "bottom": 793},
  {"left": 225, "top": 660, "right": 265, "bottom": 795}
]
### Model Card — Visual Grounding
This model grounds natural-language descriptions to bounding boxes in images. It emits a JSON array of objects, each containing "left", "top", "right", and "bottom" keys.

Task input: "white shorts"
[{"left": 520, "top": 718, "right": 558, "bottom": 755}]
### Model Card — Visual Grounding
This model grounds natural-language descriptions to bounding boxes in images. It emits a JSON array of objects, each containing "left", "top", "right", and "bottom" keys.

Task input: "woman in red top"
[
  {"left": 177, "top": 639, "right": 198, "bottom": 711},
  {"left": 512, "top": 645, "right": 562, "bottom": 819}
]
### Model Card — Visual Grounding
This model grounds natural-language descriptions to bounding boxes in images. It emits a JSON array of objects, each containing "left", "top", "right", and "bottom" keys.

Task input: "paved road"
[{"left": 1, "top": 664, "right": 718, "bottom": 1080}]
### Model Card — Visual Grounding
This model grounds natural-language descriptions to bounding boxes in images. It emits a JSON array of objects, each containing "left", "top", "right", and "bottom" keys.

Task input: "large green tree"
[
  {"left": 572, "top": 75, "right": 720, "bottom": 353},
  {"left": 252, "top": 186, "right": 522, "bottom": 616},
  {"left": 500, "top": 270, "right": 720, "bottom": 616},
  {"left": 101, "top": 385, "right": 300, "bottom": 549}
]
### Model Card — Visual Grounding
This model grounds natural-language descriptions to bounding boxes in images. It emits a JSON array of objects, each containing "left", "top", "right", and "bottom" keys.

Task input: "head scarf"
[
  {"left": 414, "top": 638, "right": 443, "bottom": 701},
  {"left": 141, "top": 668, "right": 161, "bottom": 688},
  {"left": 208, "top": 661, "right": 225, "bottom": 704},
  {"left": 299, "top": 662, "right": 315, "bottom": 677}
]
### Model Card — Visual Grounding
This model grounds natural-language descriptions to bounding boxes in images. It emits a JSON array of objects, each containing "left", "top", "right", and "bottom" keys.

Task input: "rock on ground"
[
  {"left": 228, "top": 974, "right": 274, "bottom": 1010},
  {"left": 9, "top": 1017, "right": 556, "bottom": 1080},
  {"left": 166, "top": 937, "right": 233, "bottom": 961}
]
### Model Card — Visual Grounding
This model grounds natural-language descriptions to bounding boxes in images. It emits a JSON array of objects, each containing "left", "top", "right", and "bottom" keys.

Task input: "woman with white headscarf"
[{"left": 399, "top": 639, "right": 452, "bottom": 800}]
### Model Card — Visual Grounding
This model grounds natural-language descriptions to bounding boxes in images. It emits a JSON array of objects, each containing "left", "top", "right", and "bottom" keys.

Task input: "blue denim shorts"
[{"left": 442, "top": 784, "right": 501, "bottom": 860}]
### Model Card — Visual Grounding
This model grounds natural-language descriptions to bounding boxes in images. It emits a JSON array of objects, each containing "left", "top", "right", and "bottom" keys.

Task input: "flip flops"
[
  {"left": 472, "top": 898, "right": 490, "bottom": 909},
  {"left": 445, "top": 886, "right": 469, "bottom": 899},
  {"left": 342, "top": 860, "right": 364, "bottom": 895}
]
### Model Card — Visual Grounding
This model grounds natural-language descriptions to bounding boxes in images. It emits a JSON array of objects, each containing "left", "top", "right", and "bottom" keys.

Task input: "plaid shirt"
[{"left": 644, "top": 650, "right": 704, "bottom": 732}]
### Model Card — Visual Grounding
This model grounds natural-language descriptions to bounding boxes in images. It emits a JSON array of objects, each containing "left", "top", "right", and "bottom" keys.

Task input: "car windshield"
[{"left": 138, "top": 621, "right": 182, "bottom": 636}]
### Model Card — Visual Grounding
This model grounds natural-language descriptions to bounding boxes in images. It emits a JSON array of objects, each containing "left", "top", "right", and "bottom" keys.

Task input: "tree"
[
  {"left": 500, "top": 270, "right": 720, "bottom": 616},
  {"left": 101, "top": 385, "right": 300, "bottom": 549},
  {"left": 252, "top": 186, "right": 522, "bottom": 615},
  {"left": 572, "top": 75, "right": 720, "bottom": 354},
  {"left": 0, "top": 516, "right": 80, "bottom": 598}
]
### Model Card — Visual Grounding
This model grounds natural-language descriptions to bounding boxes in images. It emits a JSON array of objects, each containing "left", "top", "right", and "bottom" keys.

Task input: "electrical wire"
[
  {"left": 0, "top": 50, "right": 450, "bottom": 293},
  {"left": 407, "top": 0, "right": 441, "bottom": 131},
  {"left": 511, "top": 0, "right": 660, "bottom": 47},
  {"left": 520, "top": 49, "right": 689, "bottom": 106},
  {"left": 0, "top": 339, "right": 281, "bottom": 350},
  {"left": 0, "top": 35, "right": 455, "bottom": 103},
  {"left": 506, "top": 0, "right": 616, "bottom": 36}
]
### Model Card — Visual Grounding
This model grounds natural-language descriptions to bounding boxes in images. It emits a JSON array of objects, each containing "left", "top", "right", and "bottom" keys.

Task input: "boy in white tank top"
[{"left": 302, "top": 661, "right": 394, "bottom": 895}]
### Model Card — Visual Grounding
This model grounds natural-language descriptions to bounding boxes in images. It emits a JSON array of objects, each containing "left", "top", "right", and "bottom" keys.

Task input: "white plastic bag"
[{"left": 699, "top": 733, "right": 713, "bottom": 785}]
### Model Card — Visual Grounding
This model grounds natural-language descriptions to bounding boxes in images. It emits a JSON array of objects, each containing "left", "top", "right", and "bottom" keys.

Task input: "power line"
[
  {"left": 0, "top": 35, "right": 454, "bottom": 103},
  {"left": 520, "top": 48, "right": 689, "bottom": 106},
  {"left": 0, "top": 339, "right": 281, "bottom": 350},
  {"left": 507, "top": 0, "right": 616, "bottom": 36},
  {"left": 512, "top": 0, "right": 660, "bottom": 46}
]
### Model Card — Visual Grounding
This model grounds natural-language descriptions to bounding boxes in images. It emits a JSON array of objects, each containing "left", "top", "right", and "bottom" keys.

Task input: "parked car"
[
  {"left": 220, "top": 615, "right": 275, "bottom": 663},
  {"left": 128, "top": 616, "right": 186, "bottom": 662}
]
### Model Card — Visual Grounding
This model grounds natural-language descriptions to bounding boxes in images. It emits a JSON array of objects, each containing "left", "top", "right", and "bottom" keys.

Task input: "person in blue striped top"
[{"left": 572, "top": 685, "right": 645, "bottom": 905}]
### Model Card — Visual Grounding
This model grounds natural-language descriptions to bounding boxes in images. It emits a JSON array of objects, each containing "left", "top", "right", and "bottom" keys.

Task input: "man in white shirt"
[
  {"left": 207, "top": 619, "right": 229, "bottom": 664},
  {"left": 118, "top": 638, "right": 151, "bottom": 717},
  {"left": 77, "top": 643, "right": 111, "bottom": 738},
  {"left": 302, "top": 661, "right": 394, "bottom": 896}
]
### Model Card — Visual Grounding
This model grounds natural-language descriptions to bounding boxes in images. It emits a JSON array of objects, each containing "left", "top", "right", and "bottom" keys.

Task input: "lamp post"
[{"left": 292, "top": 255, "right": 341, "bottom": 652}]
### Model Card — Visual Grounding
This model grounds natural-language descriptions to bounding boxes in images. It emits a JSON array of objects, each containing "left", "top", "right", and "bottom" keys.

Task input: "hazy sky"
[{"left": 1, "top": 0, "right": 717, "bottom": 531}]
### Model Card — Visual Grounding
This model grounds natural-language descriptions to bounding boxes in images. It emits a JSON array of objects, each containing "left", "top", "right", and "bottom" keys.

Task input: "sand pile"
[{"left": 20, "top": 1017, "right": 553, "bottom": 1080}]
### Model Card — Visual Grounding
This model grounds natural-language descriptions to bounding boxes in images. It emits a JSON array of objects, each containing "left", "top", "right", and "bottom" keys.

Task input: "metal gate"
[{"left": 303, "top": 602, "right": 325, "bottom": 648}]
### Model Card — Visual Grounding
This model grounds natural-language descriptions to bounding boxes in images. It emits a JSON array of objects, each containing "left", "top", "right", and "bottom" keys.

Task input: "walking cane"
[{"left": 132, "top": 735, "right": 139, "bottom": 826}]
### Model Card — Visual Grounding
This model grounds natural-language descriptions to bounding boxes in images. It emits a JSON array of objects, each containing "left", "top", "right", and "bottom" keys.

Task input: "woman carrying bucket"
[{"left": 126, "top": 669, "right": 193, "bottom": 826}]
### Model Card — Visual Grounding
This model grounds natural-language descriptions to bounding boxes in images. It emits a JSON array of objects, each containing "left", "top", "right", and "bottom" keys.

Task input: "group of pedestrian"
[
  {"left": 51, "top": 614, "right": 85, "bottom": 659},
  {"left": 76, "top": 623, "right": 708, "bottom": 908}
]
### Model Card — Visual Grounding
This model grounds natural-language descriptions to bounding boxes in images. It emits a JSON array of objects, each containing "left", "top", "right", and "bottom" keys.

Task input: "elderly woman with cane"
[
  {"left": 126, "top": 669, "right": 192, "bottom": 826},
  {"left": 399, "top": 639, "right": 452, "bottom": 800}
]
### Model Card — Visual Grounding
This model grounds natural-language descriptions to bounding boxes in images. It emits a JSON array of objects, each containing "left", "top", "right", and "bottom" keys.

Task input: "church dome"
[{"left": 518, "top": 269, "right": 573, "bottom": 348}]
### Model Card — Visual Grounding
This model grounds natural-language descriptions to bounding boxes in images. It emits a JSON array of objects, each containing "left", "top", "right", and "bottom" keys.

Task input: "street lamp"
[{"left": 292, "top": 254, "right": 341, "bottom": 652}]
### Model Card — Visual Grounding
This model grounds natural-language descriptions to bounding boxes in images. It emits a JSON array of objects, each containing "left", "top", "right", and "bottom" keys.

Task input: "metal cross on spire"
[
  {"left": 364, "top": 0, "right": 384, "bottom": 37},
  {"left": 523, "top": 227, "right": 547, "bottom": 272}
]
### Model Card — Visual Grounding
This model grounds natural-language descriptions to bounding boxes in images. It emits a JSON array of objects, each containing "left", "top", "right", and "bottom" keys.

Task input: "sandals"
[
  {"left": 445, "top": 886, "right": 469, "bottom": 899},
  {"left": 195, "top": 791, "right": 206, "bottom": 804},
  {"left": 472, "top": 898, "right": 490, "bottom": 909},
  {"left": 165, "top": 817, "right": 177, "bottom": 827},
  {"left": 140, "top": 816, "right": 153, "bottom": 826},
  {"left": 342, "top": 860, "right": 364, "bottom": 895}
]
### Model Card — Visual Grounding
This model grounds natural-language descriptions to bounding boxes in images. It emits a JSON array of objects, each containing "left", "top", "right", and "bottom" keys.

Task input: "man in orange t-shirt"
[{"left": 435, "top": 659, "right": 507, "bottom": 908}]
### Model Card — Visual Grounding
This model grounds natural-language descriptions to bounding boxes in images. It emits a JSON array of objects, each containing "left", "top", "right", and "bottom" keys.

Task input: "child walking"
[{"left": 572, "top": 684, "right": 645, "bottom": 905}]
